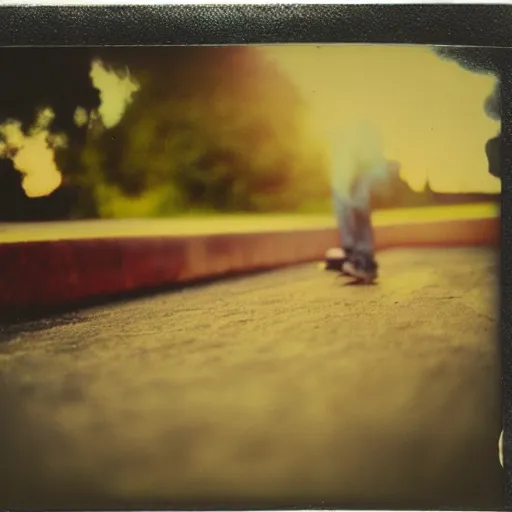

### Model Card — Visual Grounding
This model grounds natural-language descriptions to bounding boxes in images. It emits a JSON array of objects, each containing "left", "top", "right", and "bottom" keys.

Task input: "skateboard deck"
[{"left": 324, "top": 247, "right": 377, "bottom": 284}]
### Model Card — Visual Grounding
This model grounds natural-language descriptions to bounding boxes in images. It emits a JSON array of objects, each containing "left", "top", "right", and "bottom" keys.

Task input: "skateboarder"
[{"left": 325, "top": 123, "right": 400, "bottom": 282}]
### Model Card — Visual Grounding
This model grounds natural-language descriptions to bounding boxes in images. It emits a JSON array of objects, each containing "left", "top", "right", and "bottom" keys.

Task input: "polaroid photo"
[{"left": 0, "top": 4, "right": 509, "bottom": 511}]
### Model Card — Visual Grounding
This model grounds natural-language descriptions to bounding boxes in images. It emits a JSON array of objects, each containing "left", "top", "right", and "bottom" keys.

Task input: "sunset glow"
[{"left": 261, "top": 45, "right": 501, "bottom": 194}]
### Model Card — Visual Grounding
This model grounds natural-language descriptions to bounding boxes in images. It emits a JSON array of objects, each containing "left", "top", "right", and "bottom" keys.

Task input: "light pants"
[{"left": 332, "top": 167, "right": 391, "bottom": 257}]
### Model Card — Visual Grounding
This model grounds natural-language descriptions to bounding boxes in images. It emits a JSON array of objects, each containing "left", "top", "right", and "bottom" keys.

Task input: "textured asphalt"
[{"left": 0, "top": 247, "right": 503, "bottom": 510}]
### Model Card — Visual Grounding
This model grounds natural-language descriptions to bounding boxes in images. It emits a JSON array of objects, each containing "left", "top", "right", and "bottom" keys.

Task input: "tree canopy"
[
  {"left": 0, "top": 48, "right": 100, "bottom": 221},
  {"left": 76, "top": 46, "right": 329, "bottom": 218}
]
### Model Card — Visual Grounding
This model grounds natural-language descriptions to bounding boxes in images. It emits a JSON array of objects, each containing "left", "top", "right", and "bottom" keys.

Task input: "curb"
[{"left": 0, "top": 216, "right": 499, "bottom": 312}]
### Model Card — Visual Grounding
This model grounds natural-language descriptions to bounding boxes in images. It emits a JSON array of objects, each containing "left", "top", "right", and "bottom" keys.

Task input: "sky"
[
  {"left": 261, "top": 44, "right": 501, "bottom": 194},
  {"left": 89, "top": 59, "right": 140, "bottom": 129},
  {"left": 0, "top": 108, "right": 64, "bottom": 198}
]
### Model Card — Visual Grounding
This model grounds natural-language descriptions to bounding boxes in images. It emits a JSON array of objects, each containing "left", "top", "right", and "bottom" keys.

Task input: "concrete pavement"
[{"left": 0, "top": 247, "right": 503, "bottom": 510}]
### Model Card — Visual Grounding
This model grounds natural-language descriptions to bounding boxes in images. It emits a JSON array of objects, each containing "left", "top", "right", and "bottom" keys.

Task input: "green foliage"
[{"left": 69, "top": 47, "right": 330, "bottom": 219}]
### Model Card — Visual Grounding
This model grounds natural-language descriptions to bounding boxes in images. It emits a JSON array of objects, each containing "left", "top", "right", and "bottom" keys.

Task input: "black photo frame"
[{"left": 0, "top": 4, "right": 510, "bottom": 510}]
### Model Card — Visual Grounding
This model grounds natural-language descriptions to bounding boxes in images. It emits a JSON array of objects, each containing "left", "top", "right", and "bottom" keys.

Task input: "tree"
[
  {"left": 77, "top": 46, "right": 329, "bottom": 218},
  {"left": 0, "top": 48, "right": 100, "bottom": 221}
]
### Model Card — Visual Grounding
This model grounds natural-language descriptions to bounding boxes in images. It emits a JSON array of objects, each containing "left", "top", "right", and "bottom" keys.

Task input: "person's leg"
[
  {"left": 351, "top": 174, "right": 375, "bottom": 256},
  {"left": 325, "top": 190, "right": 357, "bottom": 272},
  {"left": 350, "top": 208, "right": 378, "bottom": 279},
  {"left": 354, "top": 208, "right": 375, "bottom": 255},
  {"left": 330, "top": 163, "right": 391, "bottom": 278},
  {"left": 346, "top": 173, "right": 380, "bottom": 280},
  {"left": 332, "top": 189, "right": 357, "bottom": 256},
  {"left": 352, "top": 163, "right": 397, "bottom": 278}
]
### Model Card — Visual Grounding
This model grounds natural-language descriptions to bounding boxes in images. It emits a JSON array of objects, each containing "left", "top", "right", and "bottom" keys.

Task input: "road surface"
[{"left": 0, "top": 247, "right": 503, "bottom": 510}]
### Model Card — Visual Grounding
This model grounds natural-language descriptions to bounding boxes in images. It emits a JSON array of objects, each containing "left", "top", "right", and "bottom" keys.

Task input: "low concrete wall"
[
  {"left": 0, "top": 216, "right": 499, "bottom": 312},
  {"left": 375, "top": 216, "right": 499, "bottom": 249}
]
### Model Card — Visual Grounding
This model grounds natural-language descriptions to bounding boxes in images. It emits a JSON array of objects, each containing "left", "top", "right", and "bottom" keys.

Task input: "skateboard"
[
  {"left": 341, "top": 261, "right": 378, "bottom": 284},
  {"left": 323, "top": 247, "right": 378, "bottom": 284}
]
